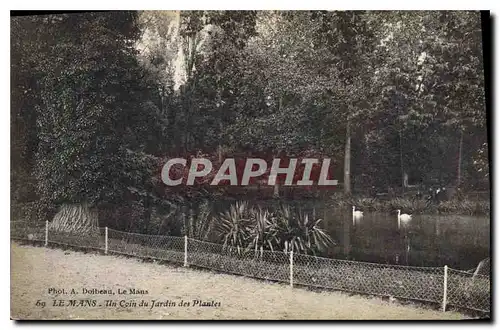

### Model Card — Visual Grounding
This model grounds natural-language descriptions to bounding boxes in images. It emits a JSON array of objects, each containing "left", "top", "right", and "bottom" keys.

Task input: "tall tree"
[{"left": 20, "top": 12, "right": 167, "bottom": 229}]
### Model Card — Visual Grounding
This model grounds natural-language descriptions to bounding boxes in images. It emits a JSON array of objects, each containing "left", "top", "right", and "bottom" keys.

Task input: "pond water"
[
  {"left": 200, "top": 199, "right": 490, "bottom": 271},
  {"left": 319, "top": 210, "right": 490, "bottom": 271}
]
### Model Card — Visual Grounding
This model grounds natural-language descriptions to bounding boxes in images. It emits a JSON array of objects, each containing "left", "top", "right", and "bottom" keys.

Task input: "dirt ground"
[{"left": 10, "top": 242, "right": 468, "bottom": 320}]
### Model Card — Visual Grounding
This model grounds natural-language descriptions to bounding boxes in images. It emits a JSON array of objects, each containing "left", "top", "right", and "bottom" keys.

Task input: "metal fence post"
[
  {"left": 442, "top": 265, "right": 448, "bottom": 312},
  {"left": 289, "top": 250, "right": 294, "bottom": 287},
  {"left": 184, "top": 235, "right": 188, "bottom": 267},
  {"left": 44, "top": 220, "right": 48, "bottom": 246},
  {"left": 105, "top": 227, "right": 108, "bottom": 254}
]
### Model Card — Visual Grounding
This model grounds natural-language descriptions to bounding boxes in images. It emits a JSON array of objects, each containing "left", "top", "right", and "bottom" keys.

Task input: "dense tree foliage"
[
  {"left": 12, "top": 12, "right": 170, "bottom": 227},
  {"left": 11, "top": 11, "right": 488, "bottom": 240}
]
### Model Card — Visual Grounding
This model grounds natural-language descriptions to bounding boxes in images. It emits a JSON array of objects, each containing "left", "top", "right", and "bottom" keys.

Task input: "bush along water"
[
  {"left": 329, "top": 195, "right": 490, "bottom": 216},
  {"left": 213, "top": 201, "right": 335, "bottom": 256}
]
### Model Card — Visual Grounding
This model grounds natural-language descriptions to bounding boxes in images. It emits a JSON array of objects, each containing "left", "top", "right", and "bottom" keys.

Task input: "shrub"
[{"left": 213, "top": 201, "right": 335, "bottom": 256}]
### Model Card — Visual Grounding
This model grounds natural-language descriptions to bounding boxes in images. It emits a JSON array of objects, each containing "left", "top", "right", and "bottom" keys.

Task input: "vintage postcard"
[{"left": 10, "top": 10, "right": 491, "bottom": 320}]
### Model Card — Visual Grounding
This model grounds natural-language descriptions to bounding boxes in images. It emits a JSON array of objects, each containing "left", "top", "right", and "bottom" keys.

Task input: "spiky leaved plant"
[
  {"left": 269, "top": 204, "right": 335, "bottom": 255},
  {"left": 215, "top": 202, "right": 335, "bottom": 256},
  {"left": 187, "top": 199, "right": 215, "bottom": 241},
  {"left": 246, "top": 207, "right": 275, "bottom": 257},
  {"left": 214, "top": 201, "right": 255, "bottom": 255}
]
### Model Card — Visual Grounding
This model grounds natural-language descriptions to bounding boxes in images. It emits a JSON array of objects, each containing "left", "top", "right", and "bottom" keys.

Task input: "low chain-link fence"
[
  {"left": 187, "top": 238, "right": 290, "bottom": 283},
  {"left": 447, "top": 268, "right": 490, "bottom": 313},
  {"left": 293, "top": 254, "right": 445, "bottom": 305},
  {"left": 11, "top": 221, "right": 490, "bottom": 314},
  {"left": 106, "top": 228, "right": 185, "bottom": 263}
]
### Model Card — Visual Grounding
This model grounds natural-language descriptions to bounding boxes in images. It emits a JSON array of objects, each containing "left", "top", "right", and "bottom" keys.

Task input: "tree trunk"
[
  {"left": 457, "top": 129, "right": 464, "bottom": 187},
  {"left": 188, "top": 206, "right": 195, "bottom": 238},
  {"left": 218, "top": 121, "right": 224, "bottom": 164},
  {"left": 50, "top": 203, "right": 99, "bottom": 235},
  {"left": 399, "top": 129, "right": 405, "bottom": 194},
  {"left": 344, "top": 118, "right": 351, "bottom": 195},
  {"left": 160, "top": 85, "right": 165, "bottom": 115},
  {"left": 142, "top": 197, "right": 152, "bottom": 234},
  {"left": 343, "top": 118, "right": 352, "bottom": 258},
  {"left": 273, "top": 95, "right": 284, "bottom": 199},
  {"left": 181, "top": 205, "right": 187, "bottom": 236},
  {"left": 273, "top": 182, "right": 280, "bottom": 198}
]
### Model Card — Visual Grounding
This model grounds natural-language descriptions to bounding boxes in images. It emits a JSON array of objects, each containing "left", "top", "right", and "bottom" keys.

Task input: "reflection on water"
[
  {"left": 207, "top": 199, "right": 490, "bottom": 271},
  {"left": 320, "top": 210, "right": 490, "bottom": 270}
]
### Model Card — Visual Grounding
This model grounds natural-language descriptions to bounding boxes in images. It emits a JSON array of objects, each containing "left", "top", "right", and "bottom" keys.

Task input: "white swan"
[
  {"left": 352, "top": 206, "right": 363, "bottom": 225},
  {"left": 397, "top": 209, "right": 412, "bottom": 229}
]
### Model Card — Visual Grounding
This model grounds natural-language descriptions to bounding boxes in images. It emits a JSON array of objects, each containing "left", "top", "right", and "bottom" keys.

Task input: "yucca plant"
[
  {"left": 214, "top": 201, "right": 255, "bottom": 254},
  {"left": 269, "top": 205, "right": 335, "bottom": 255},
  {"left": 187, "top": 200, "right": 215, "bottom": 241},
  {"left": 246, "top": 207, "right": 275, "bottom": 257},
  {"left": 215, "top": 202, "right": 335, "bottom": 256}
]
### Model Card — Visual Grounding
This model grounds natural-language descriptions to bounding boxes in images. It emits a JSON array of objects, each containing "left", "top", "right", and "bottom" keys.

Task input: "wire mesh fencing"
[
  {"left": 107, "top": 228, "right": 185, "bottom": 263},
  {"left": 187, "top": 238, "right": 290, "bottom": 283},
  {"left": 11, "top": 221, "right": 46, "bottom": 243},
  {"left": 447, "top": 268, "right": 491, "bottom": 313},
  {"left": 47, "top": 226, "right": 105, "bottom": 251},
  {"left": 10, "top": 220, "right": 490, "bottom": 314},
  {"left": 293, "top": 253, "right": 445, "bottom": 304}
]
